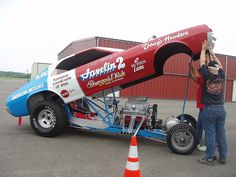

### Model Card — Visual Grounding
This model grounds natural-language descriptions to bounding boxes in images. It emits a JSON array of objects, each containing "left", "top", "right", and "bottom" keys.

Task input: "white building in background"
[
  {"left": 233, "top": 81, "right": 236, "bottom": 101},
  {"left": 31, "top": 62, "right": 51, "bottom": 79}
]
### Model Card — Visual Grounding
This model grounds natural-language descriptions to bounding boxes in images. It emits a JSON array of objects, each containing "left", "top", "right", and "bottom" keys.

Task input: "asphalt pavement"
[{"left": 0, "top": 78, "right": 235, "bottom": 177}]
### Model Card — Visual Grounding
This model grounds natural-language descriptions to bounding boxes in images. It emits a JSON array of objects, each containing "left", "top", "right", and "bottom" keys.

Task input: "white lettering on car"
[
  {"left": 80, "top": 57, "right": 125, "bottom": 81},
  {"left": 131, "top": 57, "right": 146, "bottom": 72},
  {"left": 11, "top": 83, "right": 44, "bottom": 100},
  {"left": 142, "top": 31, "right": 189, "bottom": 50}
]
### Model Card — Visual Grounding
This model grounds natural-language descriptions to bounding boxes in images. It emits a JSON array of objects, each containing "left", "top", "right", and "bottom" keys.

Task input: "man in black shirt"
[{"left": 198, "top": 40, "right": 227, "bottom": 166}]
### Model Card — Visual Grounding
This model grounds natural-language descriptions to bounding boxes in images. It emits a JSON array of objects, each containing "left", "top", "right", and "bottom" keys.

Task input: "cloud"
[{"left": 0, "top": 0, "right": 235, "bottom": 72}]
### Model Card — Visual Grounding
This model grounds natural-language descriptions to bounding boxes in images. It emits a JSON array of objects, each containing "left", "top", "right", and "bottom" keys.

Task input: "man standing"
[
  {"left": 189, "top": 62, "right": 206, "bottom": 151},
  {"left": 198, "top": 40, "right": 227, "bottom": 166}
]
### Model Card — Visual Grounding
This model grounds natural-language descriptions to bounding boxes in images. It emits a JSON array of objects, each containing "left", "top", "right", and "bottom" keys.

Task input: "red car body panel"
[{"left": 76, "top": 24, "right": 212, "bottom": 96}]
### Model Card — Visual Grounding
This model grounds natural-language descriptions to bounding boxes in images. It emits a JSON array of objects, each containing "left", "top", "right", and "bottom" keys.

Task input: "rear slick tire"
[
  {"left": 30, "top": 100, "right": 67, "bottom": 137},
  {"left": 167, "top": 123, "right": 197, "bottom": 155}
]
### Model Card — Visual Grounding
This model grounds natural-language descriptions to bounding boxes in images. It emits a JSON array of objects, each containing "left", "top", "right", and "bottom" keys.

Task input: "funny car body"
[{"left": 6, "top": 24, "right": 215, "bottom": 154}]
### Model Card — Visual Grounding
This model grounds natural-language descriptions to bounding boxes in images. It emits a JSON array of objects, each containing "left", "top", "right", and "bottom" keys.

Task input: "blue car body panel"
[{"left": 6, "top": 69, "right": 49, "bottom": 117}]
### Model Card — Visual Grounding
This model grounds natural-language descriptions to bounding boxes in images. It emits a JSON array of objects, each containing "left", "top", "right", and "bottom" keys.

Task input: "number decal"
[{"left": 116, "top": 57, "right": 125, "bottom": 70}]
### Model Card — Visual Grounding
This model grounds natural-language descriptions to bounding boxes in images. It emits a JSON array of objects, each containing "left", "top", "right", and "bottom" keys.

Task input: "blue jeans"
[
  {"left": 202, "top": 104, "right": 227, "bottom": 160},
  {"left": 196, "top": 109, "right": 204, "bottom": 144}
]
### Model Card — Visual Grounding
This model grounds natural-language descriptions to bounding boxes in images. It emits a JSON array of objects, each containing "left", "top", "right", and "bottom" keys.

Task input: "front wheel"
[
  {"left": 30, "top": 100, "right": 67, "bottom": 137},
  {"left": 167, "top": 123, "right": 197, "bottom": 155},
  {"left": 177, "top": 114, "right": 196, "bottom": 129}
]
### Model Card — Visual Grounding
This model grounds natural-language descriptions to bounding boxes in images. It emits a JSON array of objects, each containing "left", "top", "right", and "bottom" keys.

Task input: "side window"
[
  {"left": 50, "top": 68, "right": 67, "bottom": 76},
  {"left": 56, "top": 69, "right": 67, "bottom": 75}
]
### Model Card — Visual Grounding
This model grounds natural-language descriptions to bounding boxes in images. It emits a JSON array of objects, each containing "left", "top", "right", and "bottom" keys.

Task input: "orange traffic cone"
[{"left": 124, "top": 136, "right": 141, "bottom": 177}]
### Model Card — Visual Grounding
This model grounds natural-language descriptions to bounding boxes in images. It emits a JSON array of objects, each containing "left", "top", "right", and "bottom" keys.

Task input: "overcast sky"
[{"left": 0, "top": 0, "right": 235, "bottom": 73}]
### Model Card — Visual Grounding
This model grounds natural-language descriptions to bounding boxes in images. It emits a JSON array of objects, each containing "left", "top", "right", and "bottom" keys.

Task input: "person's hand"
[
  {"left": 202, "top": 40, "right": 208, "bottom": 50},
  {"left": 208, "top": 46, "right": 213, "bottom": 54},
  {"left": 207, "top": 46, "right": 216, "bottom": 61}
]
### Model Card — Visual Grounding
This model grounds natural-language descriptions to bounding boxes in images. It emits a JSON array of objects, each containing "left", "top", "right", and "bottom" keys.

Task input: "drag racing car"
[{"left": 6, "top": 24, "right": 215, "bottom": 154}]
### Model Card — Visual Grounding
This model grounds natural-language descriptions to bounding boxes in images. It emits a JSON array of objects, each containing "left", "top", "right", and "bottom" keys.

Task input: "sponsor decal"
[
  {"left": 142, "top": 31, "right": 189, "bottom": 50},
  {"left": 80, "top": 57, "right": 125, "bottom": 81},
  {"left": 11, "top": 83, "right": 44, "bottom": 100},
  {"left": 12, "top": 90, "right": 28, "bottom": 100},
  {"left": 35, "top": 70, "right": 48, "bottom": 80},
  {"left": 131, "top": 57, "right": 146, "bottom": 72},
  {"left": 60, "top": 90, "right": 70, "bottom": 98},
  {"left": 53, "top": 74, "right": 72, "bottom": 89},
  {"left": 69, "top": 88, "right": 76, "bottom": 94},
  {"left": 87, "top": 71, "right": 125, "bottom": 89},
  {"left": 28, "top": 84, "right": 44, "bottom": 93}
]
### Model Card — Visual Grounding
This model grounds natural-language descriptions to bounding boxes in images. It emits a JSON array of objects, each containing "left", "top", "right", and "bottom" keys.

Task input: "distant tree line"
[{"left": 0, "top": 71, "right": 30, "bottom": 79}]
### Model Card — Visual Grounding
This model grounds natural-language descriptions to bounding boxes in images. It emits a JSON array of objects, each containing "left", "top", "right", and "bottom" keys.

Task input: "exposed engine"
[{"left": 115, "top": 97, "right": 179, "bottom": 133}]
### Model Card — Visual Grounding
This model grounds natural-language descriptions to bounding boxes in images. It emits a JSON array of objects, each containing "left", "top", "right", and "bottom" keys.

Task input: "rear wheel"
[
  {"left": 30, "top": 100, "right": 67, "bottom": 137},
  {"left": 167, "top": 123, "right": 197, "bottom": 155}
]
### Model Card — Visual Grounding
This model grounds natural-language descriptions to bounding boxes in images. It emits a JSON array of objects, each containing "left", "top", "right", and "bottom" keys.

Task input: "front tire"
[
  {"left": 177, "top": 114, "right": 196, "bottom": 129},
  {"left": 167, "top": 123, "right": 197, "bottom": 155},
  {"left": 30, "top": 100, "right": 67, "bottom": 137}
]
